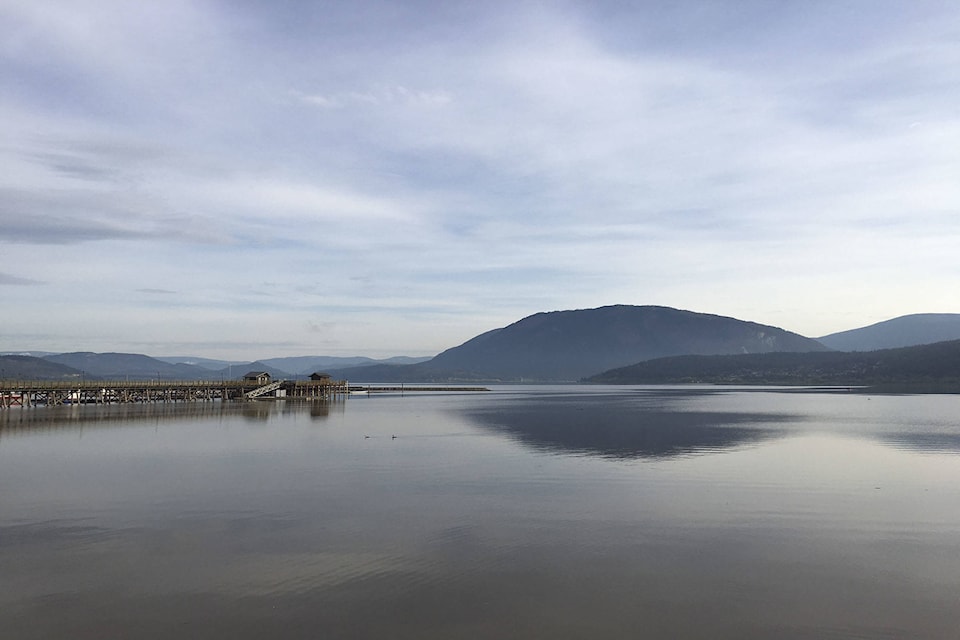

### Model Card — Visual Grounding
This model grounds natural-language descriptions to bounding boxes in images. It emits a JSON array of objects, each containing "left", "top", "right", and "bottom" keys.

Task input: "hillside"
[
  {"left": 329, "top": 305, "right": 829, "bottom": 382},
  {"left": 818, "top": 314, "right": 960, "bottom": 351},
  {"left": 0, "top": 355, "right": 83, "bottom": 380},
  {"left": 586, "top": 339, "right": 960, "bottom": 387},
  {"left": 42, "top": 352, "right": 230, "bottom": 380}
]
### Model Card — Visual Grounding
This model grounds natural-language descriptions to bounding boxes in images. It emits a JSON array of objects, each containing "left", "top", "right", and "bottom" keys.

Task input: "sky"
[{"left": 2, "top": 0, "right": 959, "bottom": 359}]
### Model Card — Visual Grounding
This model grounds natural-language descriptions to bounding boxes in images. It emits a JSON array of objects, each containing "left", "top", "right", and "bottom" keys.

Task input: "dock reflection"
[{"left": 0, "top": 399, "right": 344, "bottom": 437}]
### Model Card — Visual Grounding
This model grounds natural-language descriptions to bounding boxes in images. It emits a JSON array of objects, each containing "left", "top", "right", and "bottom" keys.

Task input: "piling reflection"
[{"left": 0, "top": 399, "right": 343, "bottom": 437}]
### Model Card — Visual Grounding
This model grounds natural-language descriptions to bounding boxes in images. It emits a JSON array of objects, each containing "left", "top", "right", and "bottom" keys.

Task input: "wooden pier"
[{"left": 0, "top": 378, "right": 349, "bottom": 408}]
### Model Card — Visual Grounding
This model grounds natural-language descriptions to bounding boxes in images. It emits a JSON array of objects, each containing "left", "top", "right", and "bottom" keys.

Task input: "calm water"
[{"left": 2, "top": 386, "right": 959, "bottom": 639}]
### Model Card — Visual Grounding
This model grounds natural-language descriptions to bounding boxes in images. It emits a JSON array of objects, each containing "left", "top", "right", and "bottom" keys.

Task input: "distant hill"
[
  {"left": 0, "top": 355, "right": 83, "bottom": 380},
  {"left": 325, "top": 361, "right": 491, "bottom": 383},
  {"left": 255, "top": 355, "right": 432, "bottom": 375},
  {"left": 0, "top": 351, "right": 59, "bottom": 358},
  {"left": 213, "top": 361, "right": 293, "bottom": 381},
  {"left": 818, "top": 314, "right": 960, "bottom": 351},
  {"left": 44, "top": 352, "right": 214, "bottom": 380},
  {"left": 5, "top": 351, "right": 431, "bottom": 382},
  {"left": 153, "top": 354, "right": 432, "bottom": 376},
  {"left": 328, "top": 305, "right": 829, "bottom": 382},
  {"left": 154, "top": 356, "right": 246, "bottom": 371},
  {"left": 377, "top": 355, "right": 435, "bottom": 365},
  {"left": 586, "top": 339, "right": 960, "bottom": 387},
  {"left": 39, "top": 353, "right": 308, "bottom": 381}
]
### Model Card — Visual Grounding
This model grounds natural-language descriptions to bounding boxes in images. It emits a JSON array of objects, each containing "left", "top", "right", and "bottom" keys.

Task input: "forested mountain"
[
  {"left": 330, "top": 305, "right": 829, "bottom": 382},
  {"left": 818, "top": 314, "right": 960, "bottom": 351},
  {"left": 586, "top": 339, "right": 960, "bottom": 387},
  {"left": 0, "top": 355, "right": 82, "bottom": 380}
]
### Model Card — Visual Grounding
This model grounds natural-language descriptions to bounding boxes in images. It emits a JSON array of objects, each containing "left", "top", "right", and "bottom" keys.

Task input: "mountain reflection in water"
[{"left": 462, "top": 391, "right": 792, "bottom": 459}]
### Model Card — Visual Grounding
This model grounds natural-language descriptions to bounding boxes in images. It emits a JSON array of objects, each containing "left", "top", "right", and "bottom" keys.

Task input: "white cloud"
[
  {"left": 298, "top": 86, "right": 453, "bottom": 109},
  {"left": 198, "top": 180, "right": 421, "bottom": 224}
]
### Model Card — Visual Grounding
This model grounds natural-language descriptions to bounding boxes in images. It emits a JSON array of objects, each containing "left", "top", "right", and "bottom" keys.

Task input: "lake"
[{"left": 2, "top": 385, "right": 959, "bottom": 639}]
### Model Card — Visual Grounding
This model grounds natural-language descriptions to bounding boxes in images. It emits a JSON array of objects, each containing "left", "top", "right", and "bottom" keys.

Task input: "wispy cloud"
[
  {"left": 0, "top": 272, "right": 44, "bottom": 286},
  {"left": 298, "top": 86, "right": 453, "bottom": 109},
  {"left": 137, "top": 288, "right": 177, "bottom": 295}
]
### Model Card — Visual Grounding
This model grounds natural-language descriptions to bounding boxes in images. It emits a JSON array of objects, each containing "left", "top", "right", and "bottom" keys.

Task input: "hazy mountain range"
[
  {"left": 2, "top": 306, "right": 959, "bottom": 383},
  {"left": 153, "top": 355, "right": 430, "bottom": 372},
  {"left": 0, "top": 352, "right": 430, "bottom": 382}
]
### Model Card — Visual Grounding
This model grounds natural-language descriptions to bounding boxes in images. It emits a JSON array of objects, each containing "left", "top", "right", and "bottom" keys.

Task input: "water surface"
[{"left": 2, "top": 386, "right": 959, "bottom": 639}]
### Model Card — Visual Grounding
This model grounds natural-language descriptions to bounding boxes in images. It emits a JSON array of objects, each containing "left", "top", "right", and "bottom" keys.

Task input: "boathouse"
[
  {"left": 309, "top": 372, "right": 332, "bottom": 381},
  {"left": 243, "top": 371, "right": 272, "bottom": 384}
]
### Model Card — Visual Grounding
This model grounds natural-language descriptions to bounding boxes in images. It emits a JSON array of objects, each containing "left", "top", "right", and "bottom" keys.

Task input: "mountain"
[
  {"left": 214, "top": 361, "right": 293, "bottom": 380},
  {"left": 0, "top": 351, "right": 59, "bottom": 358},
  {"left": 327, "top": 305, "right": 829, "bottom": 382},
  {"left": 153, "top": 355, "right": 433, "bottom": 376},
  {"left": 586, "top": 339, "right": 960, "bottom": 387},
  {"left": 325, "top": 361, "right": 490, "bottom": 383},
  {"left": 255, "top": 355, "right": 432, "bottom": 375},
  {"left": 0, "top": 355, "right": 83, "bottom": 380},
  {"left": 10, "top": 351, "right": 431, "bottom": 382},
  {"left": 426, "top": 305, "right": 829, "bottom": 381},
  {"left": 377, "top": 355, "right": 435, "bottom": 365},
  {"left": 154, "top": 356, "right": 246, "bottom": 370},
  {"left": 43, "top": 352, "right": 214, "bottom": 380},
  {"left": 818, "top": 314, "right": 960, "bottom": 351}
]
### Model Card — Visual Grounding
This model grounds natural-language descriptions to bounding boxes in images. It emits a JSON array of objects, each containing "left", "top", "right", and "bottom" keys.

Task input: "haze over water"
[{"left": 2, "top": 386, "right": 959, "bottom": 639}]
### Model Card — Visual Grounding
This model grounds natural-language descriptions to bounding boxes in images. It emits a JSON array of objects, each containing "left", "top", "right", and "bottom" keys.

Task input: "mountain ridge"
[
  {"left": 818, "top": 313, "right": 960, "bottom": 351},
  {"left": 5, "top": 307, "right": 959, "bottom": 383}
]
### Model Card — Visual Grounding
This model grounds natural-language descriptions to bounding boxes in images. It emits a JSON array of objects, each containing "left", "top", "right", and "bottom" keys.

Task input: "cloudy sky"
[{"left": 2, "top": 1, "right": 958, "bottom": 359}]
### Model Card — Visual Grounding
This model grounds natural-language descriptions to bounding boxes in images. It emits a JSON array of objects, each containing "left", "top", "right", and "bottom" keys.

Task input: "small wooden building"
[
  {"left": 243, "top": 371, "right": 272, "bottom": 384},
  {"left": 309, "top": 372, "right": 332, "bottom": 382}
]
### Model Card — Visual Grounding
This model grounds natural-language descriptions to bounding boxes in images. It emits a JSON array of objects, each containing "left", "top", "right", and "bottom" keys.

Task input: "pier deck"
[{"left": 0, "top": 379, "right": 349, "bottom": 408}]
